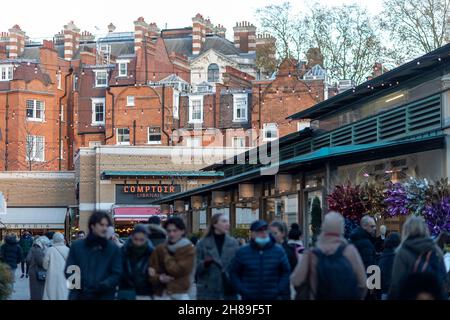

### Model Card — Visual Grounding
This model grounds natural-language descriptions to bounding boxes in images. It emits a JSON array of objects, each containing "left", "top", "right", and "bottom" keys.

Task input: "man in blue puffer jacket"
[{"left": 229, "top": 220, "right": 291, "bottom": 300}]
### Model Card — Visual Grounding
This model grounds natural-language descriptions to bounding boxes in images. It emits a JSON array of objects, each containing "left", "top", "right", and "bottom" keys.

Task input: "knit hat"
[
  {"left": 321, "top": 211, "right": 345, "bottom": 236},
  {"left": 52, "top": 232, "right": 65, "bottom": 244}
]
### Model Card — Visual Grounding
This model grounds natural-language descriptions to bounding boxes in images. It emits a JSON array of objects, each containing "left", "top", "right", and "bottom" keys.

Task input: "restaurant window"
[{"left": 148, "top": 126, "right": 162, "bottom": 144}]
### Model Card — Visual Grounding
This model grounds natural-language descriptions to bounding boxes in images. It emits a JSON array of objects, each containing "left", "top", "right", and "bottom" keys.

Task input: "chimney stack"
[
  {"left": 215, "top": 24, "right": 226, "bottom": 38},
  {"left": 134, "top": 17, "right": 148, "bottom": 53},
  {"left": 148, "top": 23, "right": 160, "bottom": 38},
  {"left": 233, "top": 21, "right": 256, "bottom": 54},
  {"left": 8, "top": 25, "right": 26, "bottom": 58},
  {"left": 192, "top": 13, "right": 206, "bottom": 55},
  {"left": 63, "top": 21, "right": 80, "bottom": 61},
  {"left": 80, "top": 31, "right": 95, "bottom": 43},
  {"left": 205, "top": 19, "right": 214, "bottom": 35}
]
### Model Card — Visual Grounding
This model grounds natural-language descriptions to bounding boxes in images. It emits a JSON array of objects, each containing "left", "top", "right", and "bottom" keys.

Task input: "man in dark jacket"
[
  {"left": 65, "top": 211, "right": 122, "bottom": 300},
  {"left": 119, "top": 224, "right": 153, "bottom": 299},
  {"left": 378, "top": 232, "right": 401, "bottom": 299},
  {"left": 19, "top": 231, "right": 33, "bottom": 278},
  {"left": 350, "top": 215, "right": 377, "bottom": 269},
  {"left": 229, "top": 220, "right": 291, "bottom": 300},
  {"left": 148, "top": 216, "right": 167, "bottom": 247},
  {"left": 0, "top": 234, "right": 22, "bottom": 280}
]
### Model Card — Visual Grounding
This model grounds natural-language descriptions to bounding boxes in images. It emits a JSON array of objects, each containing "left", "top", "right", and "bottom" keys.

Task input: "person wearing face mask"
[{"left": 229, "top": 220, "right": 291, "bottom": 300}]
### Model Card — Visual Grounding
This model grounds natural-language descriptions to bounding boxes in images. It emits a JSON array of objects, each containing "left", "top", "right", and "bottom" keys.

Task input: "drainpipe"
[
  {"left": 5, "top": 92, "right": 9, "bottom": 171},
  {"left": 59, "top": 67, "right": 73, "bottom": 171},
  {"left": 105, "top": 87, "right": 115, "bottom": 142},
  {"left": 133, "top": 120, "right": 136, "bottom": 145},
  {"left": 161, "top": 84, "right": 171, "bottom": 145}
]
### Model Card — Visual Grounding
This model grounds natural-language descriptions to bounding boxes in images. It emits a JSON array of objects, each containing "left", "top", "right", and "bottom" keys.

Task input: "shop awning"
[
  {"left": 113, "top": 206, "right": 161, "bottom": 221},
  {"left": 0, "top": 207, "right": 67, "bottom": 229},
  {"left": 154, "top": 133, "right": 445, "bottom": 204},
  {"left": 102, "top": 170, "right": 224, "bottom": 179}
]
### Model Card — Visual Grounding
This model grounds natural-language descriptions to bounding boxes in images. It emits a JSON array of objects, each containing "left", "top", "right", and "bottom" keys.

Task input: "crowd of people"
[{"left": 1, "top": 210, "right": 449, "bottom": 300}]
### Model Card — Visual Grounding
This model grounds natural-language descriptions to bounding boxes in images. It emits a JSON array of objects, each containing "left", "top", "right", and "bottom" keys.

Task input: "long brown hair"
[{"left": 204, "top": 213, "right": 225, "bottom": 238}]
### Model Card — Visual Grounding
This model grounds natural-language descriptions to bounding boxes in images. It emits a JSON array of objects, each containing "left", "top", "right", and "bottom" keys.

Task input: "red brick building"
[{"left": 0, "top": 16, "right": 327, "bottom": 173}]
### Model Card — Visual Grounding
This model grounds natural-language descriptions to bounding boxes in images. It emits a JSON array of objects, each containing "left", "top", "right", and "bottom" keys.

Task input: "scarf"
[{"left": 86, "top": 233, "right": 108, "bottom": 249}]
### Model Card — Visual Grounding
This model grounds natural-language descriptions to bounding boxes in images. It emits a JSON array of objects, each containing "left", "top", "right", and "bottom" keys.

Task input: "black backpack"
[{"left": 313, "top": 244, "right": 361, "bottom": 300}]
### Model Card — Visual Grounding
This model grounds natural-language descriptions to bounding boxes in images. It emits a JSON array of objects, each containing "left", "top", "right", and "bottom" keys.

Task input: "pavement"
[{"left": 9, "top": 268, "right": 30, "bottom": 300}]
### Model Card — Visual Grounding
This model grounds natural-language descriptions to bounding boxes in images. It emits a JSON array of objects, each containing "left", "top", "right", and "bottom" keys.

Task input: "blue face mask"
[{"left": 254, "top": 236, "right": 270, "bottom": 246}]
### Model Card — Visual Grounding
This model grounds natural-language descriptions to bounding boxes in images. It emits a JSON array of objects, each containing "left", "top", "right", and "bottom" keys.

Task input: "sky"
[{"left": 0, "top": 0, "right": 383, "bottom": 41}]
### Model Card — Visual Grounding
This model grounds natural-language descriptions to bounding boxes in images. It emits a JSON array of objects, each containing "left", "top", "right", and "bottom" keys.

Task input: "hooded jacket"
[
  {"left": 0, "top": 235, "right": 22, "bottom": 269},
  {"left": 148, "top": 224, "right": 167, "bottom": 247},
  {"left": 229, "top": 236, "right": 291, "bottom": 300},
  {"left": 120, "top": 239, "right": 154, "bottom": 296},
  {"left": 378, "top": 247, "right": 396, "bottom": 294},
  {"left": 389, "top": 236, "right": 447, "bottom": 299},
  {"left": 350, "top": 227, "right": 377, "bottom": 268},
  {"left": 149, "top": 238, "right": 195, "bottom": 296}
]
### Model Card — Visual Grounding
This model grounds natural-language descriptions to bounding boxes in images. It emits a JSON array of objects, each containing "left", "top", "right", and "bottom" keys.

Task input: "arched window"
[{"left": 207, "top": 63, "right": 220, "bottom": 83}]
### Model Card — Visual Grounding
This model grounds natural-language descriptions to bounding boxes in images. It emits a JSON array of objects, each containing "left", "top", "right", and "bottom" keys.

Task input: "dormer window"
[
  {"left": 94, "top": 70, "right": 108, "bottom": 87},
  {"left": 117, "top": 60, "right": 129, "bottom": 77},
  {"left": 0, "top": 65, "right": 13, "bottom": 81}
]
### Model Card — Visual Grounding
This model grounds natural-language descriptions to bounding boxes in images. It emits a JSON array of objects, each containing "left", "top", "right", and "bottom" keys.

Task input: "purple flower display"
[{"left": 423, "top": 197, "right": 450, "bottom": 237}]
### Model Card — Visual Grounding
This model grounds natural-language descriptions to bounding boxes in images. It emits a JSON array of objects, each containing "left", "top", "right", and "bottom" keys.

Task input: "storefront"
[
  {"left": 0, "top": 171, "right": 76, "bottom": 240},
  {"left": 156, "top": 44, "right": 450, "bottom": 242},
  {"left": 0, "top": 207, "right": 69, "bottom": 239}
]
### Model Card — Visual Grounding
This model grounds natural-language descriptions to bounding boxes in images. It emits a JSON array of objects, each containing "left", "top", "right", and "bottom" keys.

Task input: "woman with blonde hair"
[
  {"left": 388, "top": 215, "right": 447, "bottom": 300},
  {"left": 196, "top": 213, "right": 239, "bottom": 300}
]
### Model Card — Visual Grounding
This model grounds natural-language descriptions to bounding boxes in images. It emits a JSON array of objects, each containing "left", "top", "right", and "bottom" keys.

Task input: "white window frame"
[
  {"left": 94, "top": 69, "right": 108, "bottom": 88},
  {"left": 26, "top": 135, "right": 45, "bottom": 162},
  {"left": 188, "top": 96, "right": 203, "bottom": 124},
  {"left": 147, "top": 126, "right": 162, "bottom": 145},
  {"left": 233, "top": 93, "right": 248, "bottom": 122},
  {"left": 117, "top": 59, "right": 129, "bottom": 77},
  {"left": 60, "top": 105, "right": 64, "bottom": 122},
  {"left": 186, "top": 137, "right": 202, "bottom": 147},
  {"left": 232, "top": 136, "right": 246, "bottom": 148},
  {"left": 26, "top": 99, "right": 45, "bottom": 122},
  {"left": 126, "top": 95, "right": 135, "bottom": 107},
  {"left": 91, "top": 98, "right": 106, "bottom": 126},
  {"left": 59, "top": 139, "right": 64, "bottom": 160},
  {"left": 57, "top": 73, "right": 62, "bottom": 90},
  {"left": 263, "top": 123, "right": 278, "bottom": 141},
  {"left": 173, "top": 90, "right": 179, "bottom": 119},
  {"left": 0, "top": 65, "right": 13, "bottom": 81},
  {"left": 116, "top": 128, "right": 130, "bottom": 145}
]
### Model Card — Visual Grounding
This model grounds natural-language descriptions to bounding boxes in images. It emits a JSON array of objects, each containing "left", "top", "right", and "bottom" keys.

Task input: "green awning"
[
  {"left": 154, "top": 133, "right": 445, "bottom": 204},
  {"left": 101, "top": 170, "right": 224, "bottom": 179}
]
